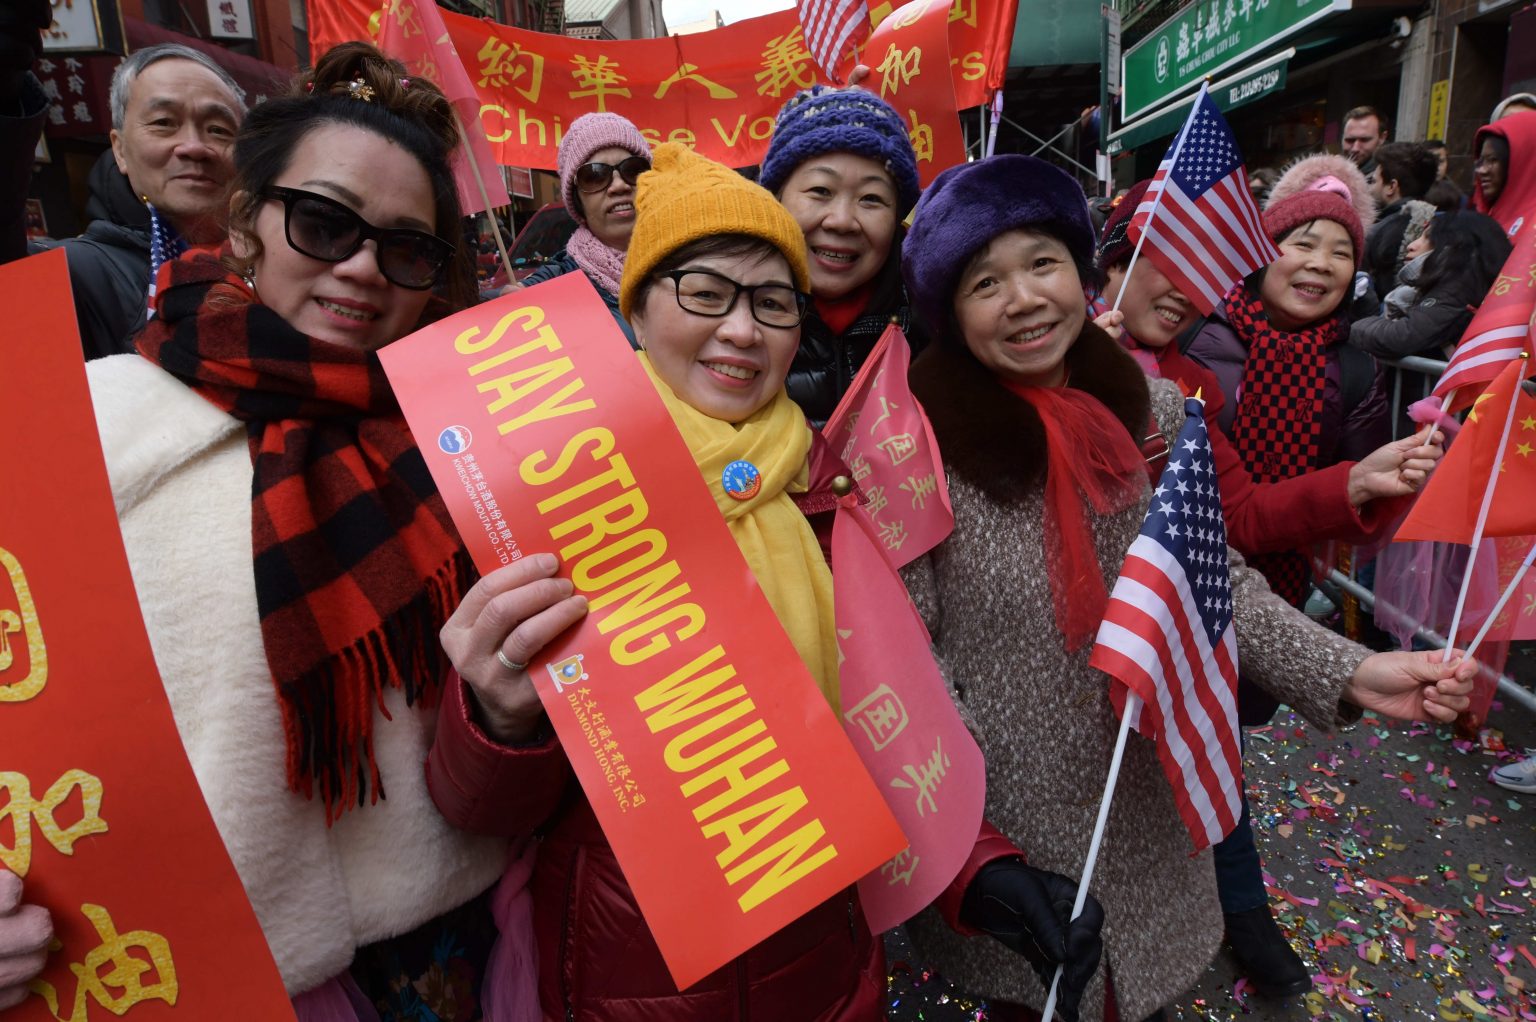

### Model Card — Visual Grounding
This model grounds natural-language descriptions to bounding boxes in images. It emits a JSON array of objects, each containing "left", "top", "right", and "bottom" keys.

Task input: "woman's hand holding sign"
[{"left": 440, "top": 554, "right": 589, "bottom": 745}]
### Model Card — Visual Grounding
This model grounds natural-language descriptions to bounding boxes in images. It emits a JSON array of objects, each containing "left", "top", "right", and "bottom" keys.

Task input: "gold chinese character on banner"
[
  {"left": 889, "top": 736, "right": 951, "bottom": 816},
  {"left": 900, "top": 472, "right": 938, "bottom": 510},
  {"left": 477, "top": 37, "right": 544, "bottom": 101},
  {"left": 1, "top": 546, "right": 46, "bottom": 701},
  {"left": 844, "top": 683, "right": 910, "bottom": 751},
  {"left": 877, "top": 518, "right": 909, "bottom": 551},
  {"left": 906, "top": 109, "right": 934, "bottom": 163},
  {"left": 655, "top": 63, "right": 737, "bottom": 100},
  {"left": 755, "top": 28, "right": 818, "bottom": 98},
  {"left": 569, "top": 55, "right": 632, "bottom": 111},
  {"left": 384, "top": 0, "right": 422, "bottom": 37},
  {"left": 875, "top": 45, "right": 922, "bottom": 100},
  {"left": 0, "top": 769, "right": 109, "bottom": 877},
  {"left": 32, "top": 904, "right": 178, "bottom": 1020},
  {"left": 881, "top": 848, "right": 920, "bottom": 886},
  {"left": 876, "top": 432, "right": 918, "bottom": 466},
  {"left": 948, "top": 0, "right": 978, "bottom": 27}
]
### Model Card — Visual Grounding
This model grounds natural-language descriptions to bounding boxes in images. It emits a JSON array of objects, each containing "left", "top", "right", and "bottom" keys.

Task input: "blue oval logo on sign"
[{"left": 437, "top": 425, "right": 472, "bottom": 454}]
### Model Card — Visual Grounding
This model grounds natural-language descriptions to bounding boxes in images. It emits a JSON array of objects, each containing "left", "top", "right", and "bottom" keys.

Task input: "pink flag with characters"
[
  {"left": 377, "top": 0, "right": 511, "bottom": 216},
  {"left": 822, "top": 323, "right": 953, "bottom": 568},
  {"left": 833, "top": 500, "right": 985, "bottom": 931}
]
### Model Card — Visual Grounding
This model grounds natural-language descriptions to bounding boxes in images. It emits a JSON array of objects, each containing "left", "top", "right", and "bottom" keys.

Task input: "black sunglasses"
[
  {"left": 574, "top": 156, "right": 650, "bottom": 193},
  {"left": 260, "top": 186, "right": 453, "bottom": 291}
]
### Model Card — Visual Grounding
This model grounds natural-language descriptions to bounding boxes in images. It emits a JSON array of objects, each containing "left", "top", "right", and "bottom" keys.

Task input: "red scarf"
[
  {"left": 814, "top": 281, "right": 875, "bottom": 335},
  {"left": 1001, "top": 380, "right": 1146, "bottom": 650},
  {"left": 137, "top": 248, "right": 472, "bottom": 820},
  {"left": 1222, "top": 282, "right": 1341, "bottom": 603}
]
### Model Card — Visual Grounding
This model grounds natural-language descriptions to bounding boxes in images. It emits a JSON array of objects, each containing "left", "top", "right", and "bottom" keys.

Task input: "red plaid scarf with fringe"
[
  {"left": 137, "top": 248, "right": 471, "bottom": 820},
  {"left": 1223, "top": 282, "right": 1340, "bottom": 604}
]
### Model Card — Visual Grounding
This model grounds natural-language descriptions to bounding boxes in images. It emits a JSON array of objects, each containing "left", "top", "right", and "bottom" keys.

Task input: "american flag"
[
  {"left": 1129, "top": 85, "right": 1280, "bottom": 316},
  {"left": 1088, "top": 396, "right": 1243, "bottom": 851},
  {"left": 797, "top": 0, "right": 870, "bottom": 84},
  {"left": 1432, "top": 226, "right": 1536, "bottom": 412}
]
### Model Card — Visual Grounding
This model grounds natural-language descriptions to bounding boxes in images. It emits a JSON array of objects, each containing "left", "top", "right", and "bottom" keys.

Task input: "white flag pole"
[
  {"left": 1038, "top": 692, "right": 1139, "bottom": 1022},
  {"left": 1110, "top": 81, "right": 1210, "bottom": 316},
  {"left": 1463, "top": 538, "right": 1536, "bottom": 662},
  {"left": 450, "top": 106, "right": 514, "bottom": 284},
  {"left": 1442, "top": 356, "right": 1529, "bottom": 656}
]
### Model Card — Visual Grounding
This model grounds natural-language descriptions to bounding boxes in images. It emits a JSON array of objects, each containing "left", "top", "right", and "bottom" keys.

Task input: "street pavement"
[{"left": 886, "top": 657, "right": 1536, "bottom": 1021}]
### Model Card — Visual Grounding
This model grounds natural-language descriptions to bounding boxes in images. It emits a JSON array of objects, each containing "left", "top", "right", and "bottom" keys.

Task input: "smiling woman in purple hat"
[{"left": 891, "top": 153, "right": 1476, "bottom": 1022}]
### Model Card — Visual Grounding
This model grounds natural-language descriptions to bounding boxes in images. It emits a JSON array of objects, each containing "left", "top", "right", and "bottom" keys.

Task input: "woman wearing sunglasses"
[
  {"left": 0, "top": 43, "right": 521, "bottom": 1022},
  {"left": 518, "top": 112, "right": 651, "bottom": 345}
]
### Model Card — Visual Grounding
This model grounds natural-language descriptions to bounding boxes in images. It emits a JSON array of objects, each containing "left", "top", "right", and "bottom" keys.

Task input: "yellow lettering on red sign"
[
  {"left": 755, "top": 28, "right": 817, "bottom": 98},
  {"left": 0, "top": 546, "right": 46, "bottom": 701},
  {"left": 31, "top": 903, "right": 177, "bottom": 1020},
  {"left": 0, "top": 769, "right": 108, "bottom": 877}
]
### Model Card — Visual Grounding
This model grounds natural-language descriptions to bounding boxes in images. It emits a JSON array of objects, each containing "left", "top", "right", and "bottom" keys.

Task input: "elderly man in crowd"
[{"left": 4, "top": 25, "right": 246, "bottom": 357}]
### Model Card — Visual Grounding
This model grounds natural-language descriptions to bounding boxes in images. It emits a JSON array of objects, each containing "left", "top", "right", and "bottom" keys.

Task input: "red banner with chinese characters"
[
  {"left": 306, "top": 0, "right": 1008, "bottom": 170},
  {"left": 378, "top": 271, "right": 906, "bottom": 991},
  {"left": 0, "top": 250, "right": 295, "bottom": 1021},
  {"left": 851, "top": 1, "right": 965, "bottom": 212}
]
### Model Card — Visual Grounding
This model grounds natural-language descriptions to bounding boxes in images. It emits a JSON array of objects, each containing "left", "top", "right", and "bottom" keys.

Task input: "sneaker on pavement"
[{"left": 1491, "top": 755, "right": 1536, "bottom": 794}]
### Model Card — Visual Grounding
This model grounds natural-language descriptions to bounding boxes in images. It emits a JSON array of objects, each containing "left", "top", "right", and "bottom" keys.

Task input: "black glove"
[
  {"left": 0, "top": 0, "right": 51, "bottom": 110},
  {"left": 960, "top": 857, "right": 1105, "bottom": 1022}
]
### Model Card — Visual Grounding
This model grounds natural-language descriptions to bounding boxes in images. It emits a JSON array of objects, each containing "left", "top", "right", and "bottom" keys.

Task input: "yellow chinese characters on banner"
[
  {"left": 305, "top": 0, "right": 1013, "bottom": 170},
  {"left": 1, "top": 250, "right": 294, "bottom": 1021},
  {"left": 859, "top": 0, "right": 966, "bottom": 186}
]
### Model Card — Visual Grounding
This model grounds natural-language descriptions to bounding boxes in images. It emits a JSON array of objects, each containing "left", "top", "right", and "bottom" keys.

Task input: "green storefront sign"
[
  {"left": 1120, "top": 0, "right": 1342, "bottom": 121},
  {"left": 1108, "top": 50, "right": 1289, "bottom": 155}
]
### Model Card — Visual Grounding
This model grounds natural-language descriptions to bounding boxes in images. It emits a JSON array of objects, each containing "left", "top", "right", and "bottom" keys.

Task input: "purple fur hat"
[{"left": 902, "top": 155, "right": 1095, "bottom": 335}]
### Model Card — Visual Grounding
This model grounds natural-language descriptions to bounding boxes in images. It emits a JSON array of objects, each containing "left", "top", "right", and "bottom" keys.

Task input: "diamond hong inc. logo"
[{"left": 546, "top": 654, "right": 588, "bottom": 693}]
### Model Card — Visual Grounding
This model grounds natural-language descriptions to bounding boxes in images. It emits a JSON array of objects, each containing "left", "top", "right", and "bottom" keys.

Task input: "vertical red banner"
[
  {"left": 859, "top": 0, "right": 966, "bottom": 186},
  {"left": 0, "top": 250, "right": 294, "bottom": 1020}
]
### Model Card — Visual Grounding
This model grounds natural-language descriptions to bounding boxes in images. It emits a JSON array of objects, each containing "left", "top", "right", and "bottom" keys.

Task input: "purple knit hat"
[
  {"left": 902, "top": 155, "right": 1095, "bottom": 335},
  {"left": 557, "top": 112, "right": 653, "bottom": 223},
  {"left": 758, "top": 85, "right": 921, "bottom": 215}
]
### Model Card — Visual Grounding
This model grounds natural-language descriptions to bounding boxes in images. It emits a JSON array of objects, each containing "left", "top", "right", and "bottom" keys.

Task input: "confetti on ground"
[{"left": 886, "top": 654, "right": 1536, "bottom": 1022}]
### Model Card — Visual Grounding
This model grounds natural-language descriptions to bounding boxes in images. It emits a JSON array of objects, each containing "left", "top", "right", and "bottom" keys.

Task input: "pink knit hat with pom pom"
[{"left": 1261, "top": 153, "right": 1376, "bottom": 265}]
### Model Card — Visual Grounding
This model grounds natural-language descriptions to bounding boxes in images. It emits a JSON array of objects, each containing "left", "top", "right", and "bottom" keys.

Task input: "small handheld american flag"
[
  {"left": 1127, "top": 84, "right": 1279, "bottom": 316},
  {"left": 796, "top": 0, "right": 870, "bottom": 84},
  {"left": 1088, "top": 395, "right": 1243, "bottom": 851}
]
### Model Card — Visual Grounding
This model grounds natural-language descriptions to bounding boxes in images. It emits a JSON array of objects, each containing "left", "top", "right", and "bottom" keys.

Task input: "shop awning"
[
  {"left": 124, "top": 19, "right": 291, "bottom": 103},
  {"left": 1106, "top": 48, "right": 1291, "bottom": 156}
]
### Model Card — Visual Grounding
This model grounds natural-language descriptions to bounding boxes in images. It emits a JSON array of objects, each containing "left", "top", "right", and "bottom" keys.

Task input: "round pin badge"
[{"left": 722, "top": 459, "right": 762, "bottom": 501}]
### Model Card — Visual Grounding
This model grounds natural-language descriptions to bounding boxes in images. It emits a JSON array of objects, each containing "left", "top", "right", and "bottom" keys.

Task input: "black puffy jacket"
[
  {"left": 786, "top": 252, "right": 926, "bottom": 427},
  {"left": 30, "top": 149, "right": 153, "bottom": 359}
]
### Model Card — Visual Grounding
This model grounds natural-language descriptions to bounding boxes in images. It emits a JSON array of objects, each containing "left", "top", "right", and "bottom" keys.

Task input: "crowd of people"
[{"left": 2, "top": 1, "right": 1531, "bottom": 1017}]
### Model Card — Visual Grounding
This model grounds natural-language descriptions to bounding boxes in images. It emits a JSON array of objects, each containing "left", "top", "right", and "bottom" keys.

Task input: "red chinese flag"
[
  {"left": 1397, "top": 358, "right": 1536, "bottom": 544},
  {"left": 822, "top": 322, "right": 953, "bottom": 568},
  {"left": 849, "top": 0, "right": 965, "bottom": 186},
  {"left": 1432, "top": 228, "right": 1536, "bottom": 413},
  {"left": 377, "top": 0, "right": 510, "bottom": 216}
]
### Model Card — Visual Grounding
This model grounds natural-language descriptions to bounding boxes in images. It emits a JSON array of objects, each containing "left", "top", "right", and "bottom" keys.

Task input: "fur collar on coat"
[{"left": 910, "top": 322, "right": 1152, "bottom": 503}]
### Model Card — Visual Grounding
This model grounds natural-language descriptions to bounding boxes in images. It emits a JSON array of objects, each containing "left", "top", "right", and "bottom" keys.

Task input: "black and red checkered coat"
[{"left": 1185, "top": 305, "right": 1391, "bottom": 472}]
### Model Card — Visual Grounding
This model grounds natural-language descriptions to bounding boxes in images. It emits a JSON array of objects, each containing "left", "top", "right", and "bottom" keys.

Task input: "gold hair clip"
[{"left": 346, "top": 78, "right": 376, "bottom": 102}]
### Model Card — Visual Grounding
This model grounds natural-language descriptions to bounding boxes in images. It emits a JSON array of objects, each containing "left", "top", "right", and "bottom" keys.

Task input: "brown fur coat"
[{"left": 901, "top": 325, "right": 1370, "bottom": 1020}]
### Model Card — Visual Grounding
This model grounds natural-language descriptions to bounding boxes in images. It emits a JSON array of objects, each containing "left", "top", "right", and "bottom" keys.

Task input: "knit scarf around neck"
[
  {"left": 1000, "top": 378, "right": 1146, "bottom": 651},
  {"left": 1222, "top": 281, "right": 1341, "bottom": 603},
  {"left": 136, "top": 248, "right": 472, "bottom": 820},
  {"left": 638, "top": 354, "right": 841, "bottom": 712},
  {"left": 566, "top": 225, "right": 627, "bottom": 296}
]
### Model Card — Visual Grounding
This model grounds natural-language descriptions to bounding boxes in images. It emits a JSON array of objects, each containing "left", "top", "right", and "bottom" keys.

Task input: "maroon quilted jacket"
[{"left": 425, "top": 433, "right": 896, "bottom": 1022}]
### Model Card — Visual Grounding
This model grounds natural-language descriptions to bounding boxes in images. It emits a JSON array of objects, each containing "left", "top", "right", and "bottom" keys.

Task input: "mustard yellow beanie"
[{"left": 619, "top": 142, "right": 810, "bottom": 320}]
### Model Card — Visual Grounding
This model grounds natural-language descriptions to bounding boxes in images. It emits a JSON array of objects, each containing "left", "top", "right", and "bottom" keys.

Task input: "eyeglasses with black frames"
[
  {"left": 658, "top": 269, "right": 810, "bottom": 329},
  {"left": 260, "top": 186, "right": 453, "bottom": 291},
  {"left": 574, "top": 156, "right": 651, "bottom": 193}
]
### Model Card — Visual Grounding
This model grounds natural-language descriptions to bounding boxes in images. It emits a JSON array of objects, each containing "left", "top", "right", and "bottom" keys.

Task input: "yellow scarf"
[{"left": 639, "top": 354, "right": 841, "bottom": 713}]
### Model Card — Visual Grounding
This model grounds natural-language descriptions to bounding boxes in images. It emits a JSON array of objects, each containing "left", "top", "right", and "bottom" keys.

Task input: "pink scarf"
[{"left": 566, "top": 225, "right": 627, "bottom": 297}]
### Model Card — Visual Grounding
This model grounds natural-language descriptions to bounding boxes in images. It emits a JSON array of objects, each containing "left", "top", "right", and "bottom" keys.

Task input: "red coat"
[
  {"left": 1142, "top": 342, "right": 1400, "bottom": 555},
  {"left": 425, "top": 433, "right": 907, "bottom": 1022}
]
